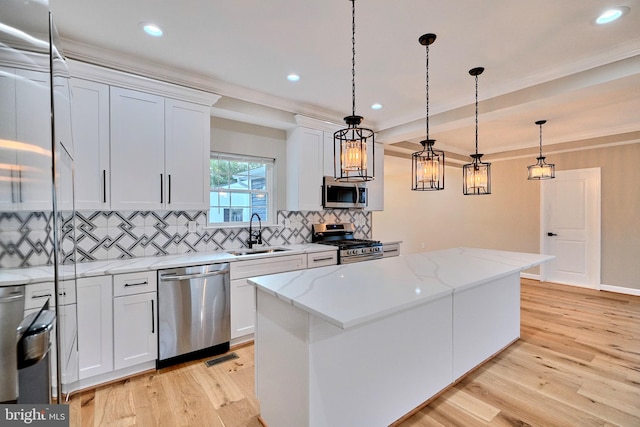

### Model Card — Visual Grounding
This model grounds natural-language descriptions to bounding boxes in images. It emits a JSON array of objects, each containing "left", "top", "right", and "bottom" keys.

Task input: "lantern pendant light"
[
  {"left": 527, "top": 120, "right": 555, "bottom": 180},
  {"left": 463, "top": 67, "right": 491, "bottom": 195},
  {"left": 412, "top": 33, "right": 444, "bottom": 191},
  {"left": 334, "top": 0, "right": 375, "bottom": 182}
]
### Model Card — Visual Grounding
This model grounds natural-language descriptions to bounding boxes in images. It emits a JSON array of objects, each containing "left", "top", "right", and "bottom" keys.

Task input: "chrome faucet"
[{"left": 247, "top": 213, "right": 262, "bottom": 249}]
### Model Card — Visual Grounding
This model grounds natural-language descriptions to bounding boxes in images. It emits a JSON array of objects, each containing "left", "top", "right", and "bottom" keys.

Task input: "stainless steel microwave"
[{"left": 322, "top": 176, "right": 367, "bottom": 209}]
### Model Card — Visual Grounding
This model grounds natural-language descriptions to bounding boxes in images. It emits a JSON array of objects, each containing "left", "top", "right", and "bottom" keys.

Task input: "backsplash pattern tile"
[
  {"left": 0, "top": 209, "right": 371, "bottom": 267},
  {"left": 0, "top": 212, "right": 55, "bottom": 268}
]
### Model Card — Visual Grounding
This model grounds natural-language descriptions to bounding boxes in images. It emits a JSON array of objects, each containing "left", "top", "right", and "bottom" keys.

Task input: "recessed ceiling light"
[
  {"left": 141, "top": 23, "right": 163, "bottom": 37},
  {"left": 595, "top": 7, "right": 629, "bottom": 24},
  {"left": 371, "top": 103, "right": 382, "bottom": 110},
  {"left": 287, "top": 74, "right": 300, "bottom": 82}
]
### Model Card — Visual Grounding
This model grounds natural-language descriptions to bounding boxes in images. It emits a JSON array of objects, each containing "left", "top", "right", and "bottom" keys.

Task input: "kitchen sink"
[{"left": 227, "top": 248, "right": 291, "bottom": 256}]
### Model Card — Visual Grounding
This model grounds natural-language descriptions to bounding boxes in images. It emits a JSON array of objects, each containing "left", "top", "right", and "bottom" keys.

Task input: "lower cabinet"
[
  {"left": 24, "top": 280, "right": 78, "bottom": 392},
  {"left": 76, "top": 271, "right": 157, "bottom": 385},
  {"left": 230, "top": 253, "right": 308, "bottom": 344},
  {"left": 113, "top": 290, "right": 157, "bottom": 370},
  {"left": 77, "top": 276, "right": 113, "bottom": 380},
  {"left": 230, "top": 279, "right": 256, "bottom": 340}
]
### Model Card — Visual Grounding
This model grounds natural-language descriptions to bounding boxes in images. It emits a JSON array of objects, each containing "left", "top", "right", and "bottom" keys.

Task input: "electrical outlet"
[
  {"left": 421, "top": 242, "right": 426, "bottom": 249},
  {"left": 188, "top": 221, "right": 197, "bottom": 233}
]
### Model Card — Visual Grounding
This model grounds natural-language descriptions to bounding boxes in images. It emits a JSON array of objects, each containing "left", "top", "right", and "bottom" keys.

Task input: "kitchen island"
[{"left": 248, "top": 247, "right": 553, "bottom": 427}]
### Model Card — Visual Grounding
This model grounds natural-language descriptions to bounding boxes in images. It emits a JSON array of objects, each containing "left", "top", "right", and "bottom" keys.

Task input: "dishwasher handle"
[{"left": 160, "top": 269, "right": 230, "bottom": 282}]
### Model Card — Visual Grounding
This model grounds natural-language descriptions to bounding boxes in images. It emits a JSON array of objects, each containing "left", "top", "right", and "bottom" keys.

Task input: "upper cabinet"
[
  {"left": 110, "top": 87, "right": 165, "bottom": 211},
  {"left": 0, "top": 67, "right": 52, "bottom": 211},
  {"left": 68, "top": 61, "right": 220, "bottom": 211},
  {"left": 164, "top": 99, "right": 211, "bottom": 210},
  {"left": 365, "top": 142, "right": 384, "bottom": 211},
  {"left": 71, "top": 78, "right": 110, "bottom": 210},
  {"left": 286, "top": 127, "right": 324, "bottom": 211}
]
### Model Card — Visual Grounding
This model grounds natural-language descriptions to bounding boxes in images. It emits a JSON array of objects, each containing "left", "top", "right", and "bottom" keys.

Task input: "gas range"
[{"left": 311, "top": 223, "right": 383, "bottom": 264}]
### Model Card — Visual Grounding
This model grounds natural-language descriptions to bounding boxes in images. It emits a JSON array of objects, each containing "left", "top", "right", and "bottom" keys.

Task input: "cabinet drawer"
[
  {"left": 231, "top": 253, "right": 307, "bottom": 280},
  {"left": 24, "top": 282, "right": 55, "bottom": 310},
  {"left": 307, "top": 250, "right": 338, "bottom": 268},
  {"left": 382, "top": 243, "right": 401, "bottom": 258},
  {"left": 113, "top": 271, "right": 157, "bottom": 297}
]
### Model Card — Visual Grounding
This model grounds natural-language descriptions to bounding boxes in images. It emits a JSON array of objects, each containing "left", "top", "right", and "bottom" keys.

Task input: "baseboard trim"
[
  {"left": 600, "top": 283, "right": 640, "bottom": 296},
  {"left": 520, "top": 272, "right": 540, "bottom": 280}
]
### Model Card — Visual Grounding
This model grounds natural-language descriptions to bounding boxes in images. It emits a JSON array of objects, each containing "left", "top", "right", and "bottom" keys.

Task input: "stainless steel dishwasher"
[{"left": 157, "top": 263, "right": 230, "bottom": 368}]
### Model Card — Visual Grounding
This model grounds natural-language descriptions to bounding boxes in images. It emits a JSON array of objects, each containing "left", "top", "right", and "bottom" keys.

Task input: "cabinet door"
[
  {"left": 110, "top": 87, "right": 164, "bottom": 211},
  {"left": 58, "top": 303, "right": 79, "bottom": 386},
  {"left": 323, "top": 131, "right": 339, "bottom": 177},
  {"left": 77, "top": 276, "right": 113, "bottom": 379},
  {"left": 113, "top": 292, "right": 157, "bottom": 370},
  {"left": 15, "top": 69, "right": 52, "bottom": 210},
  {"left": 164, "top": 98, "right": 210, "bottom": 210},
  {"left": 231, "top": 279, "right": 255, "bottom": 340},
  {"left": 71, "top": 78, "right": 110, "bottom": 210},
  {"left": 286, "top": 127, "right": 323, "bottom": 211},
  {"left": 365, "top": 142, "right": 384, "bottom": 211},
  {"left": 0, "top": 67, "right": 17, "bottom": 210}
]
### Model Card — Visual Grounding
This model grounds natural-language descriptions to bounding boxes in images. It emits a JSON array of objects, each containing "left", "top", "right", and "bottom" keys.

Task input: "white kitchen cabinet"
[
  {"left": 23, "top": 280, "right": 78, "bottom": 391},
  {"left": 286, "top": 127, "right": 324, "bottom": 211},
  {"left": 0, "top": 68, "right": 52, "bottom": 211},
  {"left": 164, "top": 98, "right": 210, "bottom": 210},
  {"left": 230, "top": 253, "right": 307, "bottom": 343},
  {"left": 230, "top": 279, "right": 256, "bottom": 340},
  {"left": 110, "top": 86, "right": 165, "bottom": 211},
  {"left": 58, "top": 303, "right": 79, "bottom": 386},
  {"left": 365, "top": 142, "right": 384, "bottom": 211},
  {"left": 77, "top": 275, "right": 113, "bottom": 379},
  {"left": 70, "top": 78, "right": 110, "bottom": 210},
  {"left": 113, "top": 291, "right": 157, "bottom": 370},
  {"left": 323, "top": 131, "right": 339, "bottom": 177},
  {"left": 112, "top": 271, "right": 158, "bottom": 370}
]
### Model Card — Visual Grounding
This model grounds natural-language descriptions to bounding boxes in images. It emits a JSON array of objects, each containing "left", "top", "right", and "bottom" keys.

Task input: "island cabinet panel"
[
  {"left": 255, "top": 290, "right": 453, "bottom": 427},
  {"left": 453, "top": 272, "right": 521, "bottom": 380}
]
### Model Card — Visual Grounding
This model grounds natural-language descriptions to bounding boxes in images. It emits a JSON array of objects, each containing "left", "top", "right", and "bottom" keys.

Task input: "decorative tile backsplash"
[
  {"left": 0, "top": 212, "right": 55, "bottom": 268},
  {"left": 0, "top": 209, "right": 371, "bottom": 267}
]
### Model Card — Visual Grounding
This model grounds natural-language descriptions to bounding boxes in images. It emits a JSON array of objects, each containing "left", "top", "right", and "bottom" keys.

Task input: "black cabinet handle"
[
  {"left": 547, "top": 232, "right": 558, "bottom": 237},
  {"left": 160, "top": 173, "right": 163, "bottom": 203},
  {"left": 102, "top": 169, "right": 107, "bottom": 203},
  {"left": 168, "top": 174, "right": 171, "bottom": 204},
  {"left": 124, "top": 281, "right": 148, "bottom": 287},
  {"left": 151, "top": 300, "right": 155, "bottom": 334},
  {"left": 18, "top": 170, "right": 23, "bottom": 203}
]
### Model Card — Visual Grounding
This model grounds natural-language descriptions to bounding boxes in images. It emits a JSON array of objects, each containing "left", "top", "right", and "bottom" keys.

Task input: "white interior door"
[{"left": 541, "top": 168, "right": 601, "bottom": 288}]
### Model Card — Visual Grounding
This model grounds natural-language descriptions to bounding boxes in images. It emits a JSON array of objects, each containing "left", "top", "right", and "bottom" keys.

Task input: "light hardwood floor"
[{"left": 68, "top": 279, "right": 640, "bottom": 426}]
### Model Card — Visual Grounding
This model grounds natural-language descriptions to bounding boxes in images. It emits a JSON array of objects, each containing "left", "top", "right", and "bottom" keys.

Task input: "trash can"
[{"left": 17, "top": 308, "right": 56, "bottom": 404}]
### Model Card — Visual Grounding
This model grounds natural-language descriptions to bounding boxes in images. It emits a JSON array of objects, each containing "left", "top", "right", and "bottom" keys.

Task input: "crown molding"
[{"left": 60, "top": 37, "right": 345, "bottom": 123}]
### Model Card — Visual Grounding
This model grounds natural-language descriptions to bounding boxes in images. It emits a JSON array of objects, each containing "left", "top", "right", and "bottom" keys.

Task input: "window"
[{"left": 209, "top": 152, "right": 275, "bottom": 226}]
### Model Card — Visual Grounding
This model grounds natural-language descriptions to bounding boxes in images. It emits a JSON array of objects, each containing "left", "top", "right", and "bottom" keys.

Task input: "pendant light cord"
[
  {"left": 425, "top": 41, "right": 430, "bottom": 141},
  {"left": 474, "top": 73, "right": 479, "bottom": 156},
  {"left": 351, "top": 0, "right": 356, "bottom": 118},
  {"left": 539, "top": 122, "right": 543, "bottom": 157}
]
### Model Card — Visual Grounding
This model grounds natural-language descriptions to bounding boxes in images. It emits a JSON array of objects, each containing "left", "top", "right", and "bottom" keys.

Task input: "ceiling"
[{"left": 49, "top": 0, "right": 640, "bottom": 159}]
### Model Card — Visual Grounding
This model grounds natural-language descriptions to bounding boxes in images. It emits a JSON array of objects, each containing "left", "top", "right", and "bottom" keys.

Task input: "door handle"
[{"left": 547, "top": 232, "right": 557, "bottom": 237}]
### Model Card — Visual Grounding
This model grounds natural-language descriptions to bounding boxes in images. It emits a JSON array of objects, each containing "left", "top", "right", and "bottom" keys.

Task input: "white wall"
[{"left": 373, "top": 155, "right": 540, "bottom": 259}]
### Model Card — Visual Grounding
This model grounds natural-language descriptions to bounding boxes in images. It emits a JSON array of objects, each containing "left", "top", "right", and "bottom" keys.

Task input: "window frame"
[{"left": 207, "top": 152, "right": 276, "bottom": 228}]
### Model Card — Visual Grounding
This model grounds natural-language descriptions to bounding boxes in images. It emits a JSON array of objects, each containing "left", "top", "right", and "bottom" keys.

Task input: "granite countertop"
[
  {"left": 248, "top": 247, "right": 554, "bottom": 329},
  {"left": 0, "top": 243, "right": 335, "bottom": 287}
]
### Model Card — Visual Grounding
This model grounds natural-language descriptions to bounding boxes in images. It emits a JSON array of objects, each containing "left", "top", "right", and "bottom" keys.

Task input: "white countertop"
[
  {"left": 248, "top": 247, "right": 554, "bottom": 329},
  {"left": 0, "top": 243, "right": 334, "bottom": 287}
]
